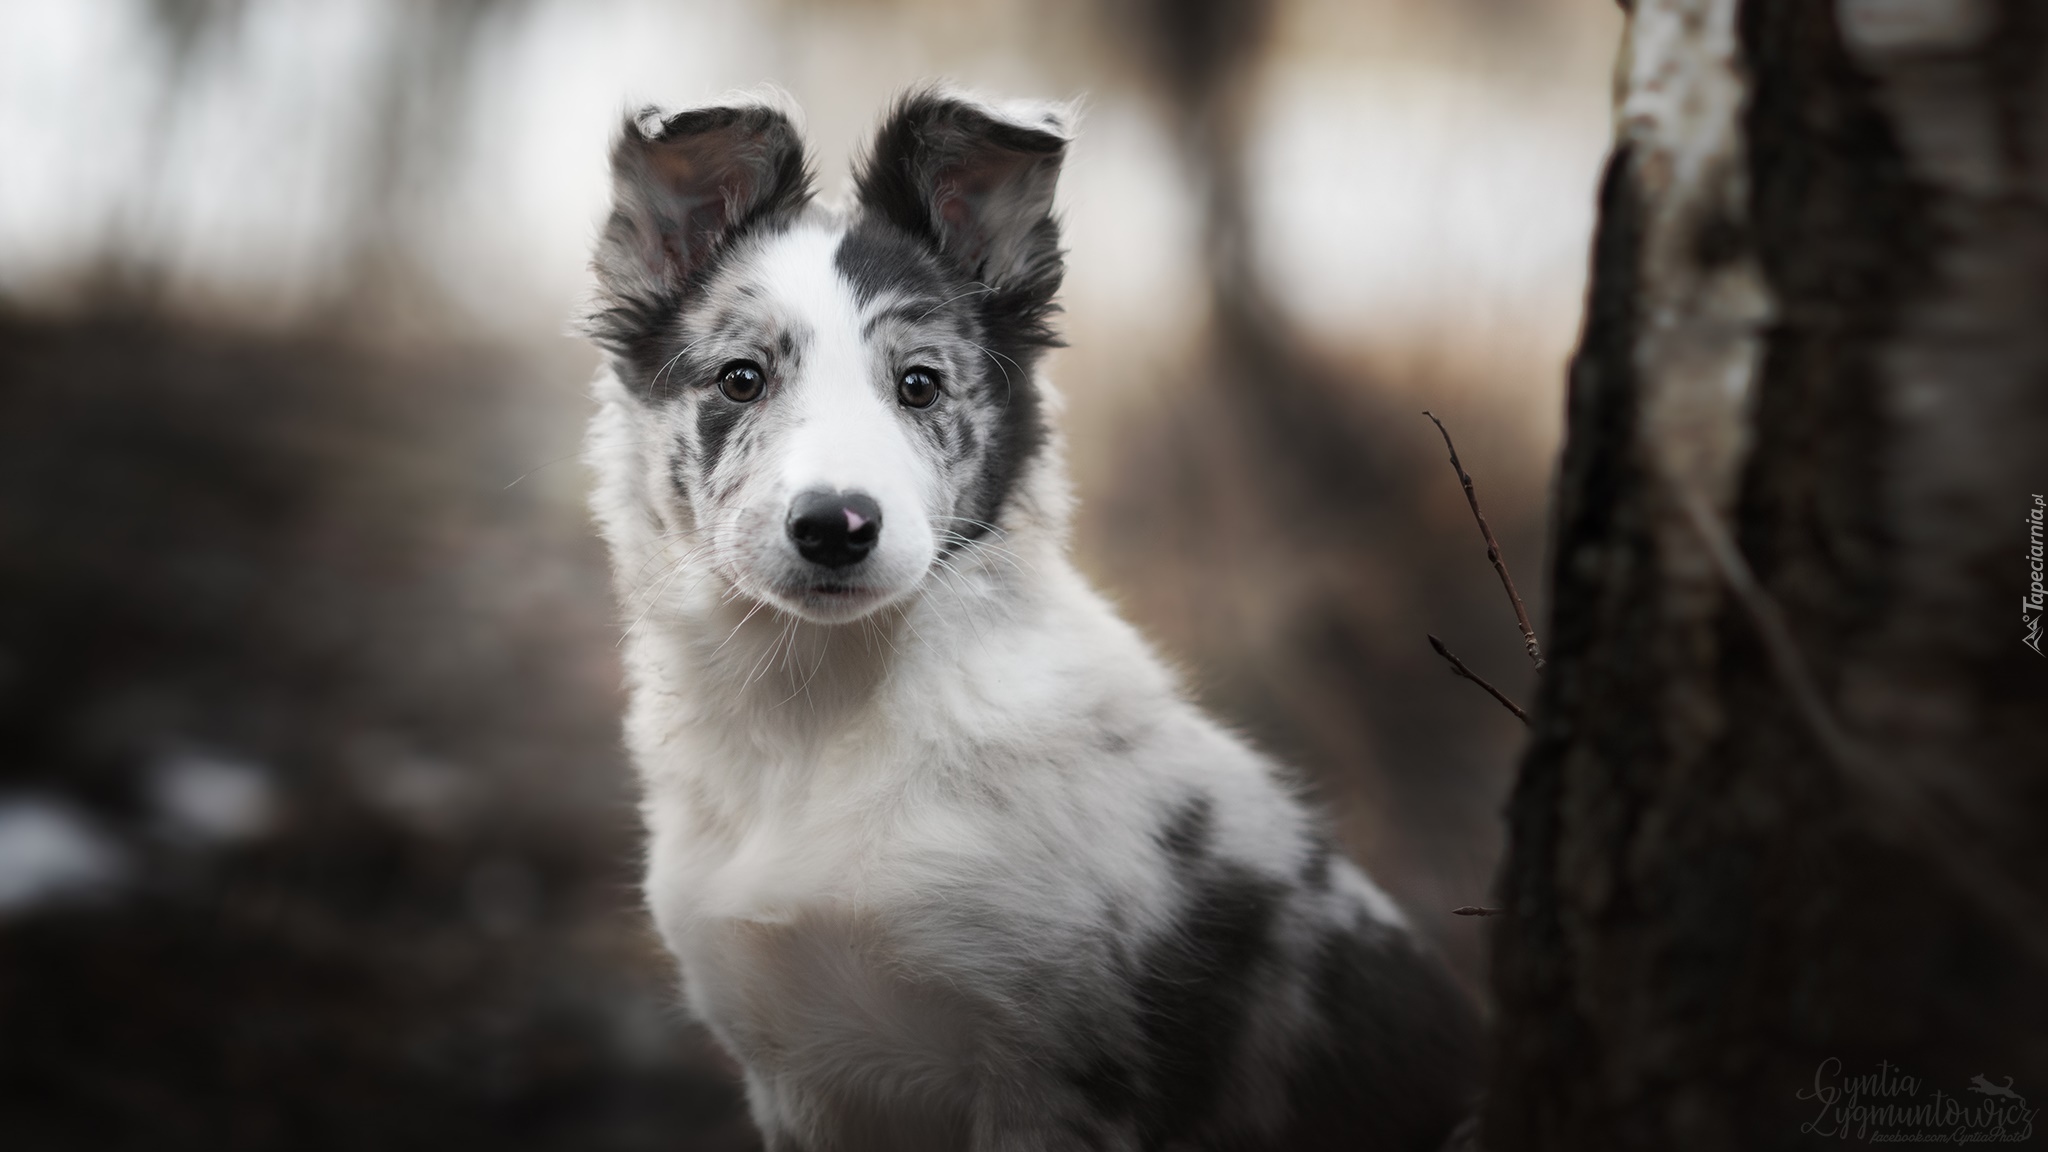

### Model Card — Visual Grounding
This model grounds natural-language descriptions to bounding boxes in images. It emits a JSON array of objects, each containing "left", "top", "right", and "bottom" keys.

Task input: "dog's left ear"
[
  {"left": 594, "top": 102, "right": 813, "bottom": 306},
  {"left": 852, "top": 90, "right": 1068, "bottom": 291}
]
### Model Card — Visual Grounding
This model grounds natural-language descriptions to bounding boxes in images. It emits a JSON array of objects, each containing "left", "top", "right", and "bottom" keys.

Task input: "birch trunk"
[{"left": 1487, "top": 1, "right": 2048, "bottom": 1146}]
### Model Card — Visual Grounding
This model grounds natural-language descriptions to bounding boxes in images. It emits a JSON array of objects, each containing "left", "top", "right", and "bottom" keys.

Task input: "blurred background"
[{"left": 0, "top": 0, "right": 1619, "bottom": 1146}]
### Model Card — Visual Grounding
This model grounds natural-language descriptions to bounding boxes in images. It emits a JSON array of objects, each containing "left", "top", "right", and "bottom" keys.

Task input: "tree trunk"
[{"left": 1487, "top": 1, "right": 2048, "bottom": 1147}]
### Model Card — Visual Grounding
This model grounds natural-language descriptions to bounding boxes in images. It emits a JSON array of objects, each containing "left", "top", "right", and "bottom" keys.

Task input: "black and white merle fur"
[{"left": 583, "top": 87, "right": 1480, "bottom": 1152}]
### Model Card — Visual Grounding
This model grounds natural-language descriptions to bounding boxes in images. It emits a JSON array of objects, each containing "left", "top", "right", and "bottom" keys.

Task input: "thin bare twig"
[
  {"left": 1425, "top": 412, "right": 1544, "bottom": 670},
  {"left": 1451, "top": 906, "right": 1503, "bottom": 917},
  {"left": 1674, "top": 488, "right": 1857, "bottom": 768},
  {"left": 1428, "top": 634, "right": 1531, "bottom": 726}
]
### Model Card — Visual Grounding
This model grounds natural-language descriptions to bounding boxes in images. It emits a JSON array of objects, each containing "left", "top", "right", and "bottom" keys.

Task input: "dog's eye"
[
  {"left": 718, "top": 361, "right": 766, "bottom": 403},
  {"left": 897, "top": 367, "right": 939, "bottom": 409}
]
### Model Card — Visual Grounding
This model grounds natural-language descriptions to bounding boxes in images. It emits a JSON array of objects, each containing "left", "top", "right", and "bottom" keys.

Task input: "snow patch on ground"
[{"left": 0, "top": 796, "right": 129, "bottom": 915}]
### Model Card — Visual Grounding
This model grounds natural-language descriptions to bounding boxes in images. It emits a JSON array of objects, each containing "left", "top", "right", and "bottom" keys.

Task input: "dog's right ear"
[
  {"left": 592, "top": 103, "right": 812, "bottom": 311},
  {"left": 850, "top": 91, "right": 1067, "bottom": 293}
]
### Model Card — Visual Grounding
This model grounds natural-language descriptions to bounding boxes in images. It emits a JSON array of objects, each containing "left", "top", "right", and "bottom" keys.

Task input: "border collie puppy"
[{"left": 583, "top": 87, "right": 1479, "bottom": 1152}]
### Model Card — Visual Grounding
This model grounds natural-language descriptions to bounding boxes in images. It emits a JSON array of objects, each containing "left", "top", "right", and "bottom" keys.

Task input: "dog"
[{"left": 582, "top": 86, "right": 1480, "bottom": 1152}]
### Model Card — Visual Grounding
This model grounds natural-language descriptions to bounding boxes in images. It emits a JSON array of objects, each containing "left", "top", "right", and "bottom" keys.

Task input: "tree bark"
[{"left": 1487, "top": 1, "right": 2048, "bottom": 1147}]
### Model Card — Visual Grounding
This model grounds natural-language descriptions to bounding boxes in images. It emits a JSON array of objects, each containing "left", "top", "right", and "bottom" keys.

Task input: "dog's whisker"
[
  {"left": 713, "top": 597, "right": 771, "bottom": 658},
  {"left": 910, "top": 282, "right": 997, "bottom": 324}
]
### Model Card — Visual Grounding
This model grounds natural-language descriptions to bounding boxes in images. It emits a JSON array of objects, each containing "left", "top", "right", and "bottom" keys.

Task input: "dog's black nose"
[{"left": 787, "top": 490, "right": 882, "bottom": 569}]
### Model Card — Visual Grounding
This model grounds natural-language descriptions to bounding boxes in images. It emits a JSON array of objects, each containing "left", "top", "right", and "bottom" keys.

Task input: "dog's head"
[{"left": 589, "top": 90, "right": 1068, "bottom": 626}]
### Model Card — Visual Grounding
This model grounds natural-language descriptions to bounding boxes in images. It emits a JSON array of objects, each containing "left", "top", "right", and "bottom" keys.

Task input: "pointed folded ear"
[
  {"left": 593, "top": 103, "right": 813, "bottom": 308},
  {"left": 852, "top": 91, "right": 1068, "bottom": 292}
]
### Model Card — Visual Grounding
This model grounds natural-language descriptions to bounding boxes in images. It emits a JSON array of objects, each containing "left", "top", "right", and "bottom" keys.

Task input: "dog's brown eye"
[
  {"left": 898, "top": 367, "right": 939, "bottom": 409},
  {"left": 719, "top": 361, "right": 765, "bottom": 403}
]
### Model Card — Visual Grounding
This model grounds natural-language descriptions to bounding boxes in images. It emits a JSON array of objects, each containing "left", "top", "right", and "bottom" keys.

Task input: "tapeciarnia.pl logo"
[{"left": 2027, "top": 494, "right": 2045, "bottom": 657}]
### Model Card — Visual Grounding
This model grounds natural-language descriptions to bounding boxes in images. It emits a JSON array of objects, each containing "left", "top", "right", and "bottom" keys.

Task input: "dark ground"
[{"left": 0, "top": 313, "right": 755, "bottom": 1149}]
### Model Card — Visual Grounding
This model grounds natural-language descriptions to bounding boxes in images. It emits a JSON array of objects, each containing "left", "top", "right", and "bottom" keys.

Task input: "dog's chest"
[{"left": 645, "top": 762, "right": 1045, "bottom": 1072}]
